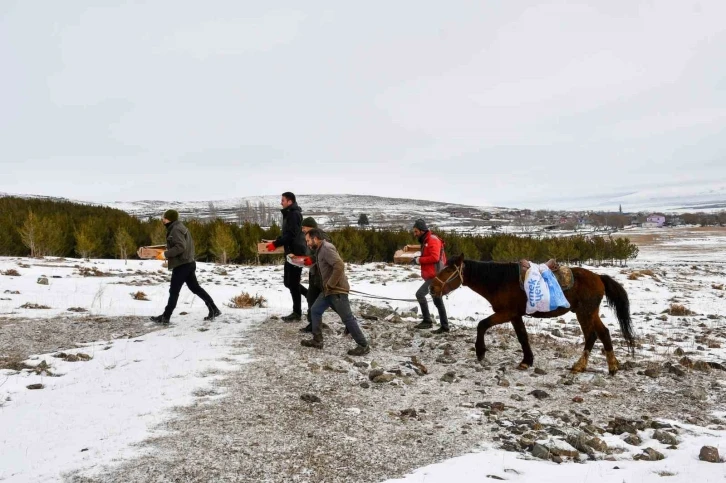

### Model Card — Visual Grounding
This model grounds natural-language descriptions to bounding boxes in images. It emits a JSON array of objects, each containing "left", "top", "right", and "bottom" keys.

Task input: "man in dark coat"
[
  {"left": 266, "top": 192, "right": 307, "bottom": 321},
  {"left": 151, "top": 209, "right": 221, "bottom": 324}
]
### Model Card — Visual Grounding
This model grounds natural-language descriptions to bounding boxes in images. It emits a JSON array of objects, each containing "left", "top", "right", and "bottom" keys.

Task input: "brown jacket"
[{"left": 315, "top": 240, "right": 350, "bottom": 296}]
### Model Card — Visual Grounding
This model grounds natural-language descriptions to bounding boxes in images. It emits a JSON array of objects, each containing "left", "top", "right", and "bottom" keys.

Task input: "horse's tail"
[{"left": 600, "top": 274, "right": 635, "bottom": 355}]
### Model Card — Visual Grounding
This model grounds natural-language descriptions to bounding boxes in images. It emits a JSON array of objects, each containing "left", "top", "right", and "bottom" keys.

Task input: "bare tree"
[
  {"left": 18, "top": 210, "right": 40, "bottom": 257},
  {"left": 114, "top": 227, "right": 136, "bottom": 263}
]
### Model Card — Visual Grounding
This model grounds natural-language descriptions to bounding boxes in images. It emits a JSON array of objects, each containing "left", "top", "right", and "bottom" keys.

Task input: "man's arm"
[
  {"left": 417, "top": 235, "right": 441, "bottom": 264},
  {"left": 274, "top": 211, "right": 302, "bottom": 247},
  {"left": 164, "top": 227, "right": 187, "bottom": 258}
]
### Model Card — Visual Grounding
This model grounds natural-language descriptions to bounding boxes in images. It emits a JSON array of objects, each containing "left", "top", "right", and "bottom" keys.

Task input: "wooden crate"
[
  {"left": 137, "top": 245, "right": 166, "bottom": 259},
  {"left": 257, "top": 242, "right": 285, "bottom": 255},
  {"left": 393, "top": 244, "right": 421, "bottom": 264}
]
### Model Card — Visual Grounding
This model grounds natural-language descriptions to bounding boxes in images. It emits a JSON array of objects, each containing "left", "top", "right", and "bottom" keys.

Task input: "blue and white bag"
[{"left": 525, "top": 263, "right": 570, "bottom": 314}]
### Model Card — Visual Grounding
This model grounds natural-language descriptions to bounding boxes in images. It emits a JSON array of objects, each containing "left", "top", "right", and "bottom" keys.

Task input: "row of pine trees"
[{"left": 0, "top": 197, "right": 638, "bottom": 265}]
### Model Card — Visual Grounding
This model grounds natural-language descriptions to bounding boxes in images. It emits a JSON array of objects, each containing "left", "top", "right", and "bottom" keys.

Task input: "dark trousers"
[
  {"left": 283, "top": 261, "right": 303, "bottom": 314},
  {"left": 306, "top": 282, "right": 322, "bottom": 322},
  {"left": 311, "top": 293, "right": 367, "bottom": 347},
  {"left": 164, "top": 262, "right": 215, "bottom": 318},
  {"left": 416, "top": 279, "right": 449, "bottom": 329}
]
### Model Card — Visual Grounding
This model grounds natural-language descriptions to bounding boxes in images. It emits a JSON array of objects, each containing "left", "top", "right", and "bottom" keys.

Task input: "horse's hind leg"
[
  {"left": 511, "top": 316, "right": 534, "bottom": 370},
  {"left": 592, "top": 314, "right": 619, "bottom": 375},
  {"left": 571, "top": 311, "right": 598, "bottom": 373}
]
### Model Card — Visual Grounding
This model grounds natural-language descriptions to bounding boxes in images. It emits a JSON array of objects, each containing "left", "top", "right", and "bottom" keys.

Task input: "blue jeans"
[{"left": 311, "top": 293, "right": 368, "bottom": 347}]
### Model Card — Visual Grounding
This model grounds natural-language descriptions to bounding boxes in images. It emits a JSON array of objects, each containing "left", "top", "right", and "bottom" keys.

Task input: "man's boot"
[
  {"left": 204, "top": 304, "right": 222, "bottom": 321},
  {"left": 301, "top": 333, "right": 323, "bottom": 349},
  {"left": 299, "top": 323, "right": 312, "bottom": 333},
  {"left": 282, "top": 312, "right": 302, "bottom": 322},
  {"left": 347, "top": 344, "right": 370, "bottom": 356},
  {"left": 414, "top": 319, "right": 433, "bottom": 329},
  {"left": 150, "top": 314, "right": 170, "bottom": 324},
  {"left": 432, "top": 326, "right": 450, "bottom": 334}
]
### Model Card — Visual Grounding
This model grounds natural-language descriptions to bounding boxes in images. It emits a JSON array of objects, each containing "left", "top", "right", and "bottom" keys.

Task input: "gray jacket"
[
  {"left": 315, "top": 240, "right": 350, "bottom": 296},
  {"left": 164, "top": 221, "right": 195, "bottom": 270}
]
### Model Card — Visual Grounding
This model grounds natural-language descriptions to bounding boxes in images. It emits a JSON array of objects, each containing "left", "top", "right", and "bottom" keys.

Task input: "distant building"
[{"left": 644, "top": 213, "right": 666, "bottom": 228}]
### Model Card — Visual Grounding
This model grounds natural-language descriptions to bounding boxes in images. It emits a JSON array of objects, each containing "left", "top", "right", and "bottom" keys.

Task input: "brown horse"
[{"left": 429, "top": 255, "right": 635, "bottom": 375}]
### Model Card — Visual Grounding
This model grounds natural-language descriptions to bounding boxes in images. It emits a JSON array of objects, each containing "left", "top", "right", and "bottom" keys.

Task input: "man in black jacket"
[
  {"left": 151, "top": 210, "right": 221, "bottom": 324},
  {"left": 266, "top": 192, "right": 307, "bottom": 321}
]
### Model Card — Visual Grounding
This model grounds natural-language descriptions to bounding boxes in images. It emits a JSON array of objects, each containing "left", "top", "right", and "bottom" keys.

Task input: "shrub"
[
  {"left": 1, "top": 269, "right": 20, "bottom": 276},
  {"left": 227, "top": 292, "right": 266, "bottom": 308},
  {"left": 131, "top": 291, "right": 149, "bottom": 301}
]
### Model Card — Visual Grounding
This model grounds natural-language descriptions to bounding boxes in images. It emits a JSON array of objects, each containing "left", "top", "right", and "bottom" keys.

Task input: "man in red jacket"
[{"left": 411, "top": 219, "right": 449, "bottom": 333}]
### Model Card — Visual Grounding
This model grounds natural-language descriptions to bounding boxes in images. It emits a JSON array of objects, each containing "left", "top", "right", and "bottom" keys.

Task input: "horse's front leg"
[
  {"left": 475, "top": 316, "right": 492, "bottom": 361},
  {"left": 475, "top": 312, "right": 515, "bottom": 362},
  {"left": 511, "top": 316, "right": 533, "bottom": 370}
]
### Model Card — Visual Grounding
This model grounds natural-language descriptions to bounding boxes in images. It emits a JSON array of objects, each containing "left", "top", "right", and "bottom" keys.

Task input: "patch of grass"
[
  {"left": 627, "top": 269, "right": 659, "bottom": 281},
  {"left": 713, "top": 283, "right": 724, "bottom": 290},
  {"left": 67, "top": 307, "right": 88, "bottom": 312},
  {"left": 131, "top": 291, "right": 149, "bottom": 301},
  {"left": 227, "top": 292, "right": 267, "bottom": 308},
  {"left": 19, "top": 302, "right": 51, "bottom": 309},
  {"left": 76, "top": 266, "right": 110, "bottom": 277},
  {"left": 663, "top": 304, "right": 694, "bottom": 316},
  {"left": 1, "top": 269, "right": 21, "bottom": 276},
  {"left": 655, "top": 470, "right": 677, "bottom": 477}
]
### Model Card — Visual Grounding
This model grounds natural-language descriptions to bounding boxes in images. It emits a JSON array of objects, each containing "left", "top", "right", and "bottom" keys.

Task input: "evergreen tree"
[
  {"left": 114, "top": 227, "right": 136, "bottom": 261},
  {"left": 209, "top": 222, "right": 239, "bottom": 264}
]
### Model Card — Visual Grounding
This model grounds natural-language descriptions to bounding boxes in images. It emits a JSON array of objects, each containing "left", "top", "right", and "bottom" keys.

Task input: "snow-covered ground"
[{"left": 1, "top": 227, "right": 725, "bottom": 482}]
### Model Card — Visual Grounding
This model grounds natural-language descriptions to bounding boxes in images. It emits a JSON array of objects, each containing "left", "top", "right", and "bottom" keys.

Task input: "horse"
[{"left": 429, "top": 255, "right": 635, "bottom": 375}]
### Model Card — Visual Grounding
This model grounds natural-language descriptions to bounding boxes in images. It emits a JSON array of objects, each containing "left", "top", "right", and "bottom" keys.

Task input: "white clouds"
[{"left": 1, "top": 1, "right": 725, "bottom": 206}]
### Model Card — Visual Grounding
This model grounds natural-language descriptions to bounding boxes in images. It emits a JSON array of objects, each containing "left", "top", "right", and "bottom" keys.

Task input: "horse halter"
[{"left": 432, "top": 263, "right": 464, "bottom": 296}]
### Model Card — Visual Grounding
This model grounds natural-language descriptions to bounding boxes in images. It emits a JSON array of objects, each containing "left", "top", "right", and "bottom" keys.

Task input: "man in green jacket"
[
  {"left": 151, "top": 210, "right": 221, "bottom": 324},
  {"left": 301, "top": 228, "right": 369, "bottom": 356}
]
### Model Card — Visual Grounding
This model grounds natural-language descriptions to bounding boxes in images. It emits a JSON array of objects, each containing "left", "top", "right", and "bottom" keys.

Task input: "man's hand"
[
  {"left": 155, "top": 251, "right": 166, "bottom": 260},
  {"left": 411, "top": 256, "right": 420, "bottom": 265},
  {"left": 303, "top": 256, "right": 313, "bottom": 266},
  {"left": 266, "top": 242, "right": 277, "bottom": 252}
]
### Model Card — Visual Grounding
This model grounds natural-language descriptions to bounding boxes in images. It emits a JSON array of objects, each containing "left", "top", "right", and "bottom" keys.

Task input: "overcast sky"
[{"left": 2, "top": 1, "right": 725, "bottom": 208}]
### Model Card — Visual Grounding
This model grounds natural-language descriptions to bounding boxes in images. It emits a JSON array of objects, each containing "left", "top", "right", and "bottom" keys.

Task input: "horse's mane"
[{"left": 459, "top": 259, "right": 520, "bottom": 291}]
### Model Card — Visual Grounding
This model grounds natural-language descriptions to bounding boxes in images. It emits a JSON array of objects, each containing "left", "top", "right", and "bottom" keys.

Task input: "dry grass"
[
  {"left": 67, "top": 307, "right": 88, "bottom": 313},
  {"left": 76, "top": 266, "right": 110, "bottom": 277},
  {"left": 627, "top": 269, "right": 659, "bottom": 281},
  {"left": 713, "top": 283, "right": 724, "bottom": 290},
  {"left": 130, "top": 291, "right": 149, "bottom": 301},
  {"left": 1, "top": 269, "right": 21, "bottom": 276},
  {"left": 227, "top": 292, "right": 267, "bottom": 308},
  {"left": 19, "top": 302, "right": 51, "bottom": 310},
  {"left": 663, "top": 304, "right": 694, "bottom": 316}
]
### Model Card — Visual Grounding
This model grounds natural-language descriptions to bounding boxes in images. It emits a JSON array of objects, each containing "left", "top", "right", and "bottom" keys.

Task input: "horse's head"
[{"left": 429, "top": 254, "right": 465, "bottom": 297}]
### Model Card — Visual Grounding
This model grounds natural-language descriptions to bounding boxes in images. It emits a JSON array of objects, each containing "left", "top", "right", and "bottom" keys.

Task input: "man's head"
[
  {"left": 305, "top": 228, "right": 324, "bottom": 249},
  {"left": 281, "top": 192, "right": 296, "bottom": 208},
  {"left": 163, "top": 209, "right": 179, "bottom": 224},
  {"left": 301, "top": 217, "right": 317, "bottom": 234},
  {"left": 412, "top": 218, "right": 428, "bottom": 238}
]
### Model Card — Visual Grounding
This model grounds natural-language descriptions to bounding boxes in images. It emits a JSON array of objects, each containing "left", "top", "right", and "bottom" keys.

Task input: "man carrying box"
[{"left": 151, "top": 210, "right": 221, "bottom": 324}]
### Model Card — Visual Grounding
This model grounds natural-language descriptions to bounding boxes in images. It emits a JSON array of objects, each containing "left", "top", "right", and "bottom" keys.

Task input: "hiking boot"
[
  {"left": 301, "top": 334, "right": 324, "bottom": 349},
  {"left": 204, "top": 305, "right": 222, "bottom": 321},
  {"left": 347, "top": 344, "right": 370, "bottom": 356},
  {"left": 432, "top": 326, "right": 450, "bottom": 334},
  {"left": 414, "top": 320, "right": 433, "bottom": 329},
  {"left": 299, "top": 323, "right": 312, "bottom": 333},
  {"left": 282, "top": 312, "right": 302, "bottom": 322},
  {"left": 150, "top": 314, "right": 170, "bottom": 324}
]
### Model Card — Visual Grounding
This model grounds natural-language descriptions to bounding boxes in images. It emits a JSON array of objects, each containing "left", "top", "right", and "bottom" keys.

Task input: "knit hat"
[
  {"left": 302, "top": 217, "right": 318, "bottom": 228},
  {"left": 163, "top": 209, "right": 179, "bottom": 222},
  {"left": 413, "top": 218, "right": 428, "bottom": 231}
]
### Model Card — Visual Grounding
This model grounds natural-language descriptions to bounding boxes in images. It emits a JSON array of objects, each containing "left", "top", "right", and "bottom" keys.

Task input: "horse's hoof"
[
  {"left": 608, "top": 369, "right": 618, "bottom": 376},
  {"left": 517, "top": 363, "right": 529, "bottom": 370},
  {"left": 570, "top": 365, "right": 585, "bottom": 374}
]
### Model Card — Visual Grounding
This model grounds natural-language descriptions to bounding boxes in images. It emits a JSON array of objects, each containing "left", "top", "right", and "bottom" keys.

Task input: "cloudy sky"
[{"left": 1, "top": 1, "right": 725, "bottom": 208}]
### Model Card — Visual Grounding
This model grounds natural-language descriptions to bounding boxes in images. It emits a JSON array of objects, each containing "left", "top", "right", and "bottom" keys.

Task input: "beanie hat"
[
  {"left": 163, "top": 209, "right": 179, "bottom": 222},
  {"left": 302, "top": 217, "right": 318, "bottom": 228},
  {"left": 413, "top": 218, "right": 428, "bottom": 231}
]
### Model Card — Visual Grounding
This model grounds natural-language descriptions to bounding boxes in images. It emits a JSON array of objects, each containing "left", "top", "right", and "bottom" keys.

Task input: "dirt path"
[{"left": 65, "top": 305, "right": 726, "bottom": 483}]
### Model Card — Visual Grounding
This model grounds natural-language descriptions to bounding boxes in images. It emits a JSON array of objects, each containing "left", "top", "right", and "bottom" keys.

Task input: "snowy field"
[{"left": 0, "top": 226, "right": 725, "bottom": 482}]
